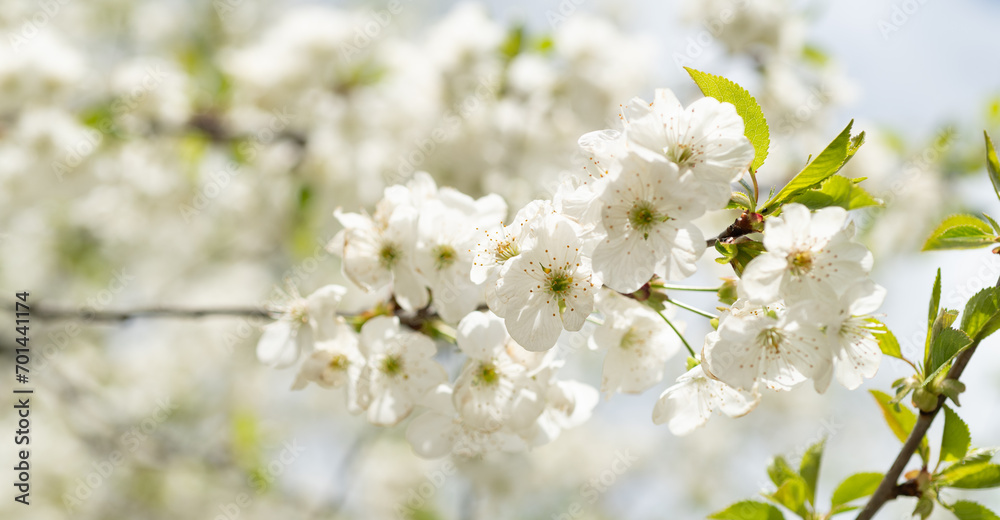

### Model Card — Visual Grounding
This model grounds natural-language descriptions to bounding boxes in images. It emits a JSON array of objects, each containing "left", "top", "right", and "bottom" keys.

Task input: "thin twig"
[
  {"left": 855, "top": 342, "right": 981, "bottom": 520},
  {"left": 29, "top": 305, "right": 272, "bottom": 322}
]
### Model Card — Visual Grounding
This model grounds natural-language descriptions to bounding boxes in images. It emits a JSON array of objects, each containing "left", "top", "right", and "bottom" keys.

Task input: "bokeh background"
[{"left": 1, "top": 0, "right": 999, "bottom": 518}]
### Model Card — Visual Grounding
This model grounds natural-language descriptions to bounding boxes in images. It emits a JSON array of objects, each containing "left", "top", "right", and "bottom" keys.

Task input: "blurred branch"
[
  {"left": 28, "top": 304, "right": 271, "bottom": 322},
  {"left": 855, "top": 342, "right": 980, "bottom": 520}
]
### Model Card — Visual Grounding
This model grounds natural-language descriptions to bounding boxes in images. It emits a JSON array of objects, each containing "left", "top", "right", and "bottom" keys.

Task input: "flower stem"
[
  {"left": 654, "top": 283, "right": 721, "bottom": 293},
  {"left": 667, "top": 299, "right": 719, "bottom": 320},
  {"left": 655, "top": 309, "right": 696, "bottom": 358}
]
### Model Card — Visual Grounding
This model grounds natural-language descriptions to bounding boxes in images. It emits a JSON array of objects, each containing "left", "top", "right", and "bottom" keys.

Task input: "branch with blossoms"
[{"left": 30, "top": 71, "right": 1000, "bottom": 519}]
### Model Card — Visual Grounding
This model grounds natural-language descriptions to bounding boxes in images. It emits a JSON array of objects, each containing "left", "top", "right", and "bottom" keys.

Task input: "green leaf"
[
  {"left": 922, "top": 214, "right": 997, "bottom": 251},
  {"left": 762, "top": 121, "right": 857, "bottom": 212},
  {"left": 764, "top": 477, "right": 808, "bottom": 516},
  {"left": 940, "top": 463, "right": 1000, "bottom": 489},
  {"left": 685, "top": 68, "right": 769, "bottom": 173},
  {"left": 941, "top": 405, "right": 971, "bottom": 463},
  {"left": 828, "top": 505, "right": 860, "bottom": 517},
  {"left": 983, "top": 213, "right": 1000, "bottom": 235},
  {"left": 986, "top": 131, "right": 1000, "bottom": 204},
  {"left": 925, "top": 328, "right": 972, "bottom": 383},
  {"left": 767, "top": 456, "right": 799, "bottom": 488},
  {"left": 799, "top": 439, "right": 825, "bottom": 506},
  {"left": 788, "top": 175, "right": 882, "bottom": 211},
  {"left": 961, "top": 287, "right": 1000, "bottom": 342},
  {"left": 871, "top": 390, "right": 929, "bottom": 463},
  {"left": 709, "top": 500, "right": 785, "bottom": 520},
  {"left": 929, "top": 268, "right": 942, "bottom": 332},
  {"left": 830, "top": 472, "right": 883, "bottom": 507},
  {"left": 946, "top": 500, "right": 1000, "bottom": 520},
  {"left": 865, "top": 318, "right": 903, "bottom": 359}
]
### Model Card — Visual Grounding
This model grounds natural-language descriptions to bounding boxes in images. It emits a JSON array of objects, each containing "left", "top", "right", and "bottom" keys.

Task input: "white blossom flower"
[
  {"left": 492, "top": 214, "right": 598, "bottom": 351},
  {"left": 652, "top": 364, "right": 760, "bottom": 435},
  {"left": 414, "top": 195, "right": 505, "bottom": 323},
  {"left": 590, "top": 150, "right": 707, "bottom": 292},
  {"left": 519, "top": 378, "right": 599, "bottom": 447},
  {"left": 470, "top": 199, "right": 552, "bottom": 286},
  {"left": 452, "top": 311, "right": 545, "bottom": 432},
  {"left": 590, "top": 292, "right": 682, "bottom": 395},
  {"left": 333, "top": 197, "right": 427, "bottom": 311},
  {"left": 702, "top": 300, "right": 832, "bottom": 392},
  {"left": 257, "top": 284, "right": 347, "bottom": 368},
  {"left": 290, "top": 324, "right": 368, "bottom": 414},
  {"left": 739, "top": 204, "right": 874, "bottom": 304},
  {"left": 358, "top": 316, "right": 448, "bottom": 426},
  {"left": 817, "top": 279, "right": 887, "bottom": 390},
  {"left": 405, "top": 384, "right": 529, "bottom": 459},
  {"left": 624, "top": 89, "right": 755, "bottom": 208}
]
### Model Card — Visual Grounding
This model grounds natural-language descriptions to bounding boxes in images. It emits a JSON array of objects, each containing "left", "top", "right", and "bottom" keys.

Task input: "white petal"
[{"left": 257, "top": 320, "right": 300, "bottom": 368}]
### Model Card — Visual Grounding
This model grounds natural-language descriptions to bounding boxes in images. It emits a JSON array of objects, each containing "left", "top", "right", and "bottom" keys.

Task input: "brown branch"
[
  {"left": 30, "top": 305, "right": 272, "bottom": 322},
  {"left": 855, "top": 342, "right": 980, "bottom": 520},
  {"left": 706, "top": 211, "right": 764, "bottom": 247}
]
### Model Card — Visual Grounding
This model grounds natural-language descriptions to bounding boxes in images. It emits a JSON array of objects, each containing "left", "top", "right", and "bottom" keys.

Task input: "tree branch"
[
  {"left": 28, "top": 304, "right": 272, "bottom": 322},
  {"left": 855, "top": 342, "right": 980, "bottom": 520}
]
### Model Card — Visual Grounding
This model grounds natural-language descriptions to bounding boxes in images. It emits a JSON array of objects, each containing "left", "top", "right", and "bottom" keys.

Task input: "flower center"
[
  {"left": 288, "top": 300, "right": 309, "bottom": 323},
  {"left": 380, "top": 354, "right": 404, "bottom": 375},
  {"left": 757, "top": 327, "right": 785, "bottom": 353},
  {"left": 477, "top": 362, "right": 500, "bottom": 385},
  {"left": 619, "top": 326, "right": 641, "bottom": 350},
  {"left": 328, "top": 354, "right": 348, "bottom": 371},
  {"left": 788, "top": 250, "right": 814, "bottom": 275},
  {"left": 627, "top": 200, "right": 666, "bottom": 239},
  {"left": 432, "top": 244, "right": 457, "bottom": 270},
  {"left": 667, "top": 145, "right": 695, "bottom": 166},
  {"left": 379, "top": 242, "right": 401, "bottom": 269},
  {"left": 493, "top": 239, "right": 519, "bottom": 263},
  {"left": 546, "top": 270, "right": 574, "bottom": 296}
]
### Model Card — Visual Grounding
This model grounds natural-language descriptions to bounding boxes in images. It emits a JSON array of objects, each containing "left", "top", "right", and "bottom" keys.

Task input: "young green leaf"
[
  {"left": 983, "top": 213, "right": 1000, "bottom": 235},
  {"left": 941, "top": 405, "right": 971, "bottom": 463},
  {"left": 709, "top": 500, "right": 785, "bottom": 520},
  {"left": 685, "top": 68, "right": 770, "bottom": 174},
  {"left": 924, "top": 328, "right": 973, "bottom": 384},
  {"left": 865, "top": 318, "right": 903, "bottom": 359},
  {"left": 986, "top": 131, "right": 1000, "bottom": 203},
  {"left": 946, "top": 500, "right": 1000, "bottom": 520},
  {"left": 961, "top": 287, "right": 1000, "bottom": 342},
  {"left": 871, "top": 390, "right": 930, "bottom": 463},
  {"left": 764, "top": 477, "right": 808, "bottom": 517},
  {"left": 929, "top": 268, "right": 942, "bottom": 331},
  {"left": 787, "top": 175, "right": 882, "bottom": 211},
  {"left": 767, "top": 455, "right": 800, "bottom": 488},
  {"left": 799, "top": 439, "right": 825, "bottom": 506},
  {"left": 922, "top": 214, "right": 997, "bottom": 251},
  {"left": 940, "top": 463, "right": 1000, "bottom": 489},
  {"left": 830, "top": 472, "right": 883, "bottom": 507},
  {"left": 762, "top": 121, "right": 856, "bottom": 212}
]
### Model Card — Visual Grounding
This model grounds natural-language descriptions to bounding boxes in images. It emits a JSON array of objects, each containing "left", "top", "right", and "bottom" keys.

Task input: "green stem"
[
  {"left": 655, "top": 309, "right": 696, "bottom": 358},
  {"left": 668, "top": 299, "right": 719, "bottom": 320},
  {"left": 654, "top": 283, "right": 721, "bottom": 293}
]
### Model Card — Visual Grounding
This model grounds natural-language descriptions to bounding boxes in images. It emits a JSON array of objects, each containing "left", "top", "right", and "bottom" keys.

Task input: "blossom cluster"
[{"left": 257, "top": 87, "right": 885, "bottom": 456}]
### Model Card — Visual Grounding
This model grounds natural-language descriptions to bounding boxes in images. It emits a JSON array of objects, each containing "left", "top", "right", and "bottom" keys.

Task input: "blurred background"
[{"left": 1, "top": 0, "right": 999, "bottom": 518}]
